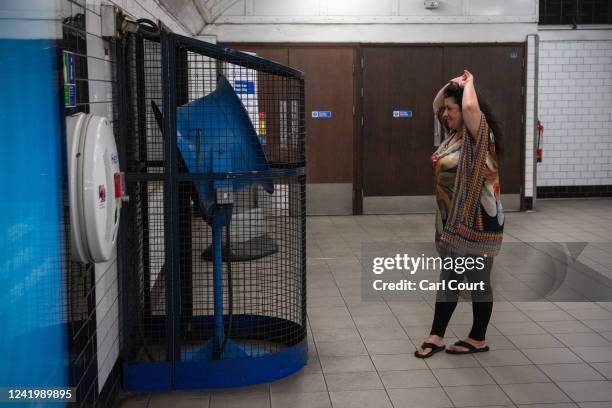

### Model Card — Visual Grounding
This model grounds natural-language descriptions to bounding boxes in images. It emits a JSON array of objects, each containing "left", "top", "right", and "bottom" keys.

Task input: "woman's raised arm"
[
  {"left": 432, "top": 82, "right": 450, "bottom": 113},
  {"left": 460, "top": 70, "right": 484, "bottom": 138}
]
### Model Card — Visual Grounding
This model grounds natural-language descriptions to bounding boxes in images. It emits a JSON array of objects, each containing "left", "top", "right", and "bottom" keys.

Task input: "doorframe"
[
  {"left": 354, "top": 46, "right": 364, "bottom": 215},
  {"left": 521, "top": 40, "right": 529, "bottom": 211}
]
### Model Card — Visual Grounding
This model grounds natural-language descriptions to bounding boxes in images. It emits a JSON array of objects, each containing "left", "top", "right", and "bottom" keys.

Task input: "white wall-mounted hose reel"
[{"left": 66, "top": 113, "right": 126, "bottom": 263}]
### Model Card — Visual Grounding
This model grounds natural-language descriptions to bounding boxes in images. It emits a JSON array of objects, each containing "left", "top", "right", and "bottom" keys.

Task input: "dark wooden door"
[
  {"left": 361, "top": 45, "right": 524, "bottom": 213},
  {"left": 288, "top": 48, "right": 355, "bottom": 184},
  {"left": 362, "top": 46, "right": 443, "bottom": 213},
  {"left": 289, "top": 48, "right": 355, "bottom": 214},
  {"left": 443, "top": 45, "right": 524, "bottom": 209},
  {"left": 226, "top": 45, "right": 357, "bottom": 214}
]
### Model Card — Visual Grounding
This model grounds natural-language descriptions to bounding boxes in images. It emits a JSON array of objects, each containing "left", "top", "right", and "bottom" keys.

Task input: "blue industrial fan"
[
  {"left": 175, "top": 75, "right": 274, "bottom": 216},
  {"left": 151, "top": 74, "right": 274, "bottom": 360}
]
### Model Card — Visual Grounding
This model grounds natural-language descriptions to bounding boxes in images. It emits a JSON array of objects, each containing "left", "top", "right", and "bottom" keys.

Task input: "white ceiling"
[
  {"left": 154, "top": 0, "right": 539, "bottom": 39},
  {"left": 156, "top": 0, "right": 243, "bottom": 34}
]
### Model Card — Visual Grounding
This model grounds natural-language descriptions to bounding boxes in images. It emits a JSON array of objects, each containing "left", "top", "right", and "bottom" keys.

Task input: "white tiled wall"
[
  {"left": 82, "top": 0, "right": 187, "bottom": 392},
  {"left": 85, "top": 0, "right": 189, "bottom": 121},
  {"left": 86, "top": 0, "right": 190, "bottom": 36},
  {"left": 537, "top": 39, "right": 612, "bottom": 187},
  {"left": 94, "top": 248, "right": 119, "bottom": 392}
]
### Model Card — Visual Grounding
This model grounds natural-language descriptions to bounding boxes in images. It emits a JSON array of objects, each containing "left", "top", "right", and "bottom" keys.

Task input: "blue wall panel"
[{"left": 0, "top": 38, "right": 69, "bottom": 398}]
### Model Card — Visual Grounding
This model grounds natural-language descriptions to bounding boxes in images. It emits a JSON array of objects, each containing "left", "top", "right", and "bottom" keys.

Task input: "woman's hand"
[
  {"left": 450, "top": 70, "right": 474, "bottom": 88},
  {"left": 463, "top": 70, "right": 474, "bottom": 85},
  {"left": 450, "top": 74, "right": 466, "bottom": 87}
]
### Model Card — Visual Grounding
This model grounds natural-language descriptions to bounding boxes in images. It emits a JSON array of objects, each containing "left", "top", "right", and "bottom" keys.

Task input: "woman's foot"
[
  {"left": 447, "top": 337, "right": 488, "bottom": 353},
  {"left": 415, "top": 334, "right": 445, "bottom": 358}
]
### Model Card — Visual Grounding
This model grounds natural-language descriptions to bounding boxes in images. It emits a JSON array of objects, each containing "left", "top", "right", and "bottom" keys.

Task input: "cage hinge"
[
  {"left": 353, "top": 105, "right": 355, "bottom": 116},
  {"left": 361, "top": 116, "right": 364, "bottom": 126},
  {"left": 361, "top": 57, "right": 364, "bottom": 69}
]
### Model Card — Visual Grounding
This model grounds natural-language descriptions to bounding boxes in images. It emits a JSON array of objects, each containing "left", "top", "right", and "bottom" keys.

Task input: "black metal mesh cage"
[{"left": 118, "top": 31, "right": 306, "bottom": 384}]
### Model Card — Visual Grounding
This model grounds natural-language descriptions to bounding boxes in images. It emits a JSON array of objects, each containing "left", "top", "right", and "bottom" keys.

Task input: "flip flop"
[
  {"left": 414, "top": 342, "right": 445, "bottom": 359},
  {"left": 445, "top": 340, "right": 490, "bottom": 355}
]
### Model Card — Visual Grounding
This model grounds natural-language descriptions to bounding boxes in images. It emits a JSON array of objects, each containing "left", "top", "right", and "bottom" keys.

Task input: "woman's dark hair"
[{"left": 443, "top": 83, "right": 504, "bottom": 158}]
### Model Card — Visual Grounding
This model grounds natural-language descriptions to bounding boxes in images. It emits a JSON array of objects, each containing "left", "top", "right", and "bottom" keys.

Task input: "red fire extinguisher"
[{"left": 536, "top": 121, "right": 544, "bottom": 163}]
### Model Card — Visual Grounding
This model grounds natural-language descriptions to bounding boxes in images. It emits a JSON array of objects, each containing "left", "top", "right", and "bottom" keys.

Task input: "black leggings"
[{"left": 430, "top": 254, "right": 494, "bottom": 341}]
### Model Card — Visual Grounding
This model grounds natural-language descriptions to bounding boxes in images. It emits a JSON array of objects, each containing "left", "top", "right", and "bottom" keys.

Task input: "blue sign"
[
  {"left": 393, "top": 110, "right": 413, "bottom": 118},
  {"left": 234, "top": 80, "right": 255, "bottom": 94},
  {"left": 312, "top": 111, "right": 332, "bottom": 118}
]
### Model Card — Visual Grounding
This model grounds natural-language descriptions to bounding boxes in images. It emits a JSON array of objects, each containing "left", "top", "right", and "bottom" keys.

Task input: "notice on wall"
[
  {"left": 226, "top": 65, "right": 262, "bottom": 143},
  {"left": 312, "top": 111, "right": 332, "bottom": 118},
  {"left": 234, "top": 80, "right": 255, "bottom": 94},
  {"left": 393, "top": 110, "right": 413, "bottom": 118},
  {"left": 63, "top": 51, "right": 76, "bottom": 108}
]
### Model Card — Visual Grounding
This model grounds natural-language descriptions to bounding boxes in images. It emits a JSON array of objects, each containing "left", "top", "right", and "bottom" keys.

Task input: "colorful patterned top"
[{"left": 431, "top": 114, "right": 504, "bottom": 255}]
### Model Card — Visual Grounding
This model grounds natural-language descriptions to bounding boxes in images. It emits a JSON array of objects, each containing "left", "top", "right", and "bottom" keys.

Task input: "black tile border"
[{"left": 537, "top": 185, "right": 612, "bottom": 199}]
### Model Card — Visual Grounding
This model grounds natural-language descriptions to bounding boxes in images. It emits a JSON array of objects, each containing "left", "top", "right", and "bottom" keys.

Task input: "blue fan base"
[
  {"left": 180, "top": 338, "right": 261, "bottom": 361},
  {"left": 123, "top": 315, "right": 307, "bottom": 391}
]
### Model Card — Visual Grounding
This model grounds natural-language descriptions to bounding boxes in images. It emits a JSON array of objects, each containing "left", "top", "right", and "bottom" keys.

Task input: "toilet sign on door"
[
  {"left": 393, "top": 110, "right": 413, "bottom": 118},
  {"left": 312, "top": 111, "right": 332, "bottom": 118}
]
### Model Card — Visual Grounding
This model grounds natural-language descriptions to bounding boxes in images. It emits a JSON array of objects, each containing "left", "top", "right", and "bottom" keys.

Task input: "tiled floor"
[{"left": 120, "top": 199, "right": 612, "bottom": 408}]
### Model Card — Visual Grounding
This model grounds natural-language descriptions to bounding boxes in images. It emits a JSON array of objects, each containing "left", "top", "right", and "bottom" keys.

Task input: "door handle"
[{"left": 433, "top": 114, "right": 442, "bottom": 147}]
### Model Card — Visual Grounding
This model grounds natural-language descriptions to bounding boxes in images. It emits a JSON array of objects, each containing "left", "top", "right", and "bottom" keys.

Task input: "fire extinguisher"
[{"left": 536, "top": 120, "right": 544, "bottom": 163}]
